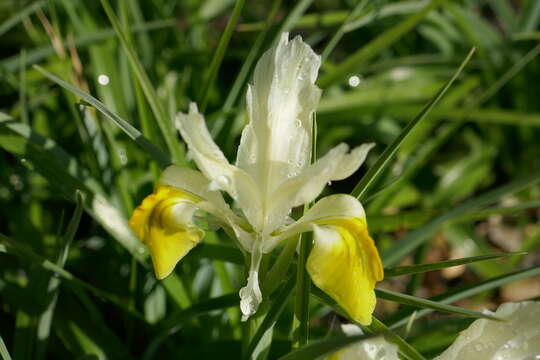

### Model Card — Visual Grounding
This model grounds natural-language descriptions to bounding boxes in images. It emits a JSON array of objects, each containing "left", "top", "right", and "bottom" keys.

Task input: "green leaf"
[
  {"left": 384, "top": 253, "right": 522, "bottom": 277},
  {"left": 366, "top": 317, "right": 426, "bottom": 360},
  {"left": 36, "top": 192, "right": 84, "bottom": 360},
  {"left": 311, "top": 287, "right": 425, "bottom": 360},
  {"left": 99, "top": 0, "right": 184, "bottom": 164},
  {"left": 143, "top": 294, "right": 239, "bottom": 360},
  {"left": 382, "top": 170, "right": 540, "bottom": 267},
  {"left": 199, "top": 0, "right": 245, "bottom": 112},
  {"left": 243, "top": 274, "right": 296, "bottom": 360},
  {"left": 32, "top": 66, "right": 170, "bottom": 168},
  {"left": 387, "top": 266, "right": 540, "bottom": 329},
  {"left": 0, "top": 233, "right": 143, "bottom": 321},
  {"left": 351, "top": 47, "right": 476, "bottom": 201},
  {"left": 0, "top": 0, "right": 45, "bottom": 37},
  {"left": 375, "top": 288, "right": 502, "bottom": 321},
  {"left": 318, "top": 0, "right": 446, "bottom": 88},
  {"left": 0, "top": 334, "right": 12, "bottom": 360},
  {"left": 276, "top": 334, "right": 374, "bottom": 360}
]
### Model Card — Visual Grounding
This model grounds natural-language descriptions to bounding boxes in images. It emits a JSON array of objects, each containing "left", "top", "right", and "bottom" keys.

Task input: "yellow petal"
[
  {"left": 129, "top": 185, "right": 204, "bottom": 279},
  {"left": 307, "top": 217, "right": 383, "bottom": 325}
]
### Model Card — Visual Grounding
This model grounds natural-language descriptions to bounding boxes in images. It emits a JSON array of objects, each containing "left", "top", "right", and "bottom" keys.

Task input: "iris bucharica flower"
[{"left": 129, "top": 33, "right": 384, "bottom": 324}]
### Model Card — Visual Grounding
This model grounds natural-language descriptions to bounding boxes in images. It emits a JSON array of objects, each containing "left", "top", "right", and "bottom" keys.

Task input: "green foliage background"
[{"left": 0, "top": 0, "right": 539, "bottom": 359}]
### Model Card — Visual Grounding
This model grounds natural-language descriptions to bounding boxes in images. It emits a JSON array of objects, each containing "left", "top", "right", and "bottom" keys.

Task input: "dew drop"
[
  {"left": 294, "top": 119, "right": 302, "bottom": 128},
  {"left": 298, "top": 74, "right": 304, "bottom": 81},
  {"left": 327, "top": 181, "right": 332, "bottom": 186},
  {"left": 287, "top": 159, "right": 294, "bottom": 165},
  {"left": 474, "top": 344, "right": 483, "bottom": 351},
  {"left": 216, "top": 175, "right": 229, "bottom": 186}
]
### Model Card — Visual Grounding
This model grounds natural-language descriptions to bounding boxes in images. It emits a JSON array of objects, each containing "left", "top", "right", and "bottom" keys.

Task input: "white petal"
[
  {"left": 331, "top": 324, "right": 399, "bottom": 360},
  {"left": 435, "top": 301, "right": 540, "bottom": 360},
  {"left": 176, "top": 103, "right": 263, "bottom": 231},
  {"left": 159, "top": 165, "right": 253, "bottom": 250},
  {"left": 265, "top": 194, "right": 365, "bottom": 251},
  {"left": 236, "top": 33, "right": 321, "bottom": 213},
  {"left": 265, "top": 143, "right": 373, "bottom": 233}
]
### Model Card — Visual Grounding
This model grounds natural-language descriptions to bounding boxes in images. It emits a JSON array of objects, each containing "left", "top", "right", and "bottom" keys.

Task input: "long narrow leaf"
[
  {"left": 382, "top": 170, "right": 540, "bottom": 267},
  {"left": 387, "top": 266, "right": 540, "bottom": 329},
  {"left": 33, "top": 66, "right": 170, "bottom": 167},
  {"left": 318, "top": 0, "right": 445, "bottom": 87},
  {"left": 351, "top": 47, "right": 475, "bottom": 201},
  {"left": 375, "top": 288, "right": 502, "bottom": 321},
  {"left": 384, "top": 253, "right": 522, "bottom": 277},
  {"left": 99, "top": 0, "right": 183, "bottom": 164}
]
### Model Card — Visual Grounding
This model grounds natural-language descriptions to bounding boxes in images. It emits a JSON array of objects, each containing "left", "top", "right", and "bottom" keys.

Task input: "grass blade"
[
  {"left": 351, "top": 47, "right": 475, "bottom": 201},
  {"left": 366, "top": 317, "right": 426, "bottom": 360},
  {"left": 99, "top": 0, "right": 184, "bottom": 164},
  {"left": 277, "top": 334, "right": 375, "bottom": 360},
  {"left": 384, "top": 253, "right": 522, "bottom": 277},
  {"left": 36, "top": 192, "right": 84, "bottom": 359},
  {"left": 381, "top": 170, "right": 540, "bottom": 267},
  {"left": 243, "top": 274, "right": 296, "bottom": 360},
  {"left": 199, "top": 0, "right": 245, "bottom": 112},
  {"left": 0, "top": 0, "right": 45, "bottom": 37},
  {"left": 387, "top": 266, "right": 540, "bottom": 329},
  {"left": 0, "top": 233, "right": 142, "bottom": 320},
  {"left": 311, "top": 287, "right": 425, "bottom": 360},
  {"left": 318, "top": 0, "right": 445, "bottom": 88},
  {"left": 33, "top": 65, "right": 170, "bottom": 167},
  {"left": 375, "top": 288, "right": 502, "bottom": 321},
  {"left": 0, "top": 334, "right": 12, "bottom": 360}
]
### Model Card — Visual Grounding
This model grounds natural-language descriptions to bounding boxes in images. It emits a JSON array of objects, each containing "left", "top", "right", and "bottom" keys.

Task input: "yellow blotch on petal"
[
  {"left": 307, "top": 217, "right": 383, "bottom": 325},
  {"left": 129, "top": 185, "right": 204, "bottom": 279}
]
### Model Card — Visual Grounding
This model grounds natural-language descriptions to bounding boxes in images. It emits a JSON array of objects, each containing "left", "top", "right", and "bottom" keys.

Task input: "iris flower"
[{"left": 129, "top": 33, "right": 383, "bottom": 324}]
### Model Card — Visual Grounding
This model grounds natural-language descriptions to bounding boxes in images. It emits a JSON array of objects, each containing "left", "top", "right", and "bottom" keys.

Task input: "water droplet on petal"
[
  {"left": 327, "top": 181, "right": 332, "bottom": 186},
  {"left": 294, "top": 119, "right": 302, "bottom": 128},
  {"left": 217, "top": 175, "right": 229, "bottom": 186},
  {"left": 474, "top": 344, "right": 483, "bottom": 351}
]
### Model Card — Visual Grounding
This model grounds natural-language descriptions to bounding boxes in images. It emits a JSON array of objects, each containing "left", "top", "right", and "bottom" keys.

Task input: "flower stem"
[{"left": 293, "top": 232, "right": 312, "bottom": 347}]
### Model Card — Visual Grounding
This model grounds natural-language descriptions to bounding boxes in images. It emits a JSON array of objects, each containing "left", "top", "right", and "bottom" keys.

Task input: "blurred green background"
[{"left": 1, "top": 0, "right": 539, "bottom": 359}]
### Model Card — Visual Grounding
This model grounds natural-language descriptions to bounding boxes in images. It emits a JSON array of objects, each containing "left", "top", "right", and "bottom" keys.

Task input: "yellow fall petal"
[
  {"left": 129, "top": 185, "right": 204, "bottom": 279},
  {"left": 307, "top": 217, "right": 383, "bottom": 325}
]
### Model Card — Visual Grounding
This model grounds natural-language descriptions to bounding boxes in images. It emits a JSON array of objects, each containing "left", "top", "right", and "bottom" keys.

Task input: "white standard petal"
[
  {"left": 435, "top": 301, "right": 540, "bottom": 360},
  {"left": 265, "top": 142, "right": 373, "bottom": 233},
  {"left": 176, "top": 103, "right": 264, "bottom": 231},
  {"left": 236, "top": 33, "right": 322, "bottom": 218}
]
